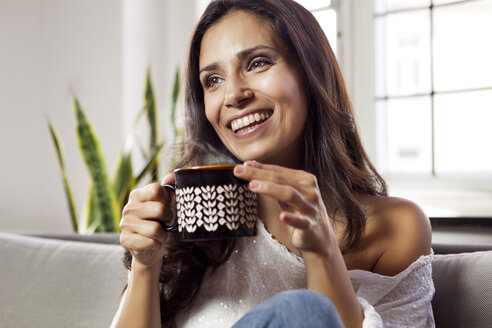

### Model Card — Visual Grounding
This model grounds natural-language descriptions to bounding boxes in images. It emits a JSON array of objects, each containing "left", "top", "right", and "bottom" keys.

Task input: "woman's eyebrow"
[
  {"left": 199, "top": 45, "right": 278, "bottom": 74},
  {"left": 199, "top": 63, "right": 219, "bottom": 75},
  {"left": 236, "top": 45, "right": 278, "bottom": 60}
]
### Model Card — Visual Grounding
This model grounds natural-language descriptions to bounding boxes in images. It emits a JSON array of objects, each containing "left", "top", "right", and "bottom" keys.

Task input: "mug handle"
[{"left": 161, "top": 184, "right": 178, "bottom": 232}]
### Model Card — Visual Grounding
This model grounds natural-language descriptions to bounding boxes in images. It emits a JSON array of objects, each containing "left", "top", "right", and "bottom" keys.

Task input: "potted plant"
[{"left": 48, "top": 69, "right": 181, "bottom": 234}]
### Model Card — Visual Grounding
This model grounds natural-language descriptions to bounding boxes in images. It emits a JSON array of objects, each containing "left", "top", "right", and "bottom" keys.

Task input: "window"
[
  {"left": 373, "top": 0, "right": 492, "bottom": 217},
  {"left": 375, "top": 0, "right": 492, "bottom": 175}
]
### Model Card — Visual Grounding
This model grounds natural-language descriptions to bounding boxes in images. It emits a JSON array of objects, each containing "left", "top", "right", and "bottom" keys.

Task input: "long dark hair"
[{"left": 123, "top": 0, "right": 387, "bottom": 326}]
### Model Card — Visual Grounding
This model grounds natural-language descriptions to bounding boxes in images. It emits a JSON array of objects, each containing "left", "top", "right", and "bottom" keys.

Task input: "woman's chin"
[
  {"left": 230, "top": 150, "right": 260, "bottom": 163},
  {"left": 233, "top": 152, "right": 268, "bottom": 164}
]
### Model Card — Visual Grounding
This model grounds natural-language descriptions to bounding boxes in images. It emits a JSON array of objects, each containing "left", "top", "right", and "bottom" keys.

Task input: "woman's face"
[{"left": 199, "top": 11, "right": 308, "bottom": 168}]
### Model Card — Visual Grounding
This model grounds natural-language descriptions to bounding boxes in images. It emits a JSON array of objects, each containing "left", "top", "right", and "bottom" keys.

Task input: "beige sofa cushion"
[
  {"left": 432, "top": 251, "right": 492, "bottom": 328},
  {"left": 2, "top": 231, "right": 492, "bottom": 328},
  {"left": 0, "top": 232, "right": 127, "bottom": 328}
]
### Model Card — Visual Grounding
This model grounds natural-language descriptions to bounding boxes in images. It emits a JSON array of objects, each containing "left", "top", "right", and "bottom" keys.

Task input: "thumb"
[{"left": 161, "top": 172, "right": 176, "bottom": 186}]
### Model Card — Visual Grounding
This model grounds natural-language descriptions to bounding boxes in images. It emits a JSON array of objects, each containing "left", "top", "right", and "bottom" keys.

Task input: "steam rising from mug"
[
  {"left": 198, "top": 143, "right": 237, "bottom": 166},
  {"left": 170, "top": 140, "right": 238, "bottom": 166}
]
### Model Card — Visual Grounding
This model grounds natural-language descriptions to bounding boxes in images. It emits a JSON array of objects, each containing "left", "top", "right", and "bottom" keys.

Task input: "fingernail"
[
  {"left": 161, "top": 173, "right": 172, "bottom": 185},
  {"left": 245, "top": 161, "right": 262, "bottom": 168},
  {"left": 234, "top": 165, "right": 244, "bottom": 174},
  {"left": 249, "top": 181, "right": 260, "bottom": 191}
]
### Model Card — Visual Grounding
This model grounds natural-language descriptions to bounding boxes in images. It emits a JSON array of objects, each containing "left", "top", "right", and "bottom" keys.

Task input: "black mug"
[{"left": 164, "top": 164, "right": 257, "bottom": 241}]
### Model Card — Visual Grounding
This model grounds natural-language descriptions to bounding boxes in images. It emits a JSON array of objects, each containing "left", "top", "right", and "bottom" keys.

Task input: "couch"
[{"left": 1, "top": 232, "right": 491, "bottom": 328}]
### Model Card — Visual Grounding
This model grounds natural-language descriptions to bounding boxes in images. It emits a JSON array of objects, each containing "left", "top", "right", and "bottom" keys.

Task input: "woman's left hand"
[
  {"left": 233, "top": 161, "right": 337, "bottom": 257},
  {"left": 235, "top": 161, "right": 364, "bottom": 328}
]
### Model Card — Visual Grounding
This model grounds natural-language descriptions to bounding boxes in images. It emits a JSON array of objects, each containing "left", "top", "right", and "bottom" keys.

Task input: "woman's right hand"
[{"left": 119, "top": 173, "right": 176, "bottom": 269}]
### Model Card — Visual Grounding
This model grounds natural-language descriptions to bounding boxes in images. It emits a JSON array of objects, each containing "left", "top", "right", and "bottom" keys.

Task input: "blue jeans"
[{"left": 232, "top": 289, "right": 344, "bottom": 328}]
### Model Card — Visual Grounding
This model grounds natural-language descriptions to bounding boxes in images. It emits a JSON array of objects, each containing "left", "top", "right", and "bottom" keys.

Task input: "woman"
[{"left": 112, "top": 0, "right": 434, "bottom": 327}]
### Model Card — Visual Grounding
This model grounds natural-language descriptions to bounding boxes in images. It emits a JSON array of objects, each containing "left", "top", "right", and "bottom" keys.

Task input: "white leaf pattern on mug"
[
  {"left": 177, "top": 184, "right": 257, "bottom": 234},
  {"left": 204, "top": 215, "right": 217, "bottom": 224},
  {"left": 226, "top": 221, "right": 240, "bottom": 230},
  {"left": 226, "top": 207, "right": 238, "bottom": 215}
]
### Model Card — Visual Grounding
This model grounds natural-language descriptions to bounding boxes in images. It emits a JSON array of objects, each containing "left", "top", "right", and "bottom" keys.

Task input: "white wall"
[
  {"left": 0, "top": 0, "right": 200, "bottom": 233},
  {"left": 336, "top": 0, "right": 376, "bottom": 162}
]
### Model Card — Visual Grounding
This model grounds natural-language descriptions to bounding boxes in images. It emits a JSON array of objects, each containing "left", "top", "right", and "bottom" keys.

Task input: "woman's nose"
[{"left": 224, "top": 76, "right": 253, "bottom": 108}]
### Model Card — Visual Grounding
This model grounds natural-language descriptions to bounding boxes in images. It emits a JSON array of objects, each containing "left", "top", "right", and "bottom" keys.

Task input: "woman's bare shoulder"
[{"left": 360, "top": 195, "right": 432, "bottom": 276}]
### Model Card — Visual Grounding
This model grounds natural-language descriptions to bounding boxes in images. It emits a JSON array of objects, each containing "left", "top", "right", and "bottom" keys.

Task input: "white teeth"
[{"left": 230, "top": 111, "right": 272, "bottom": 133}]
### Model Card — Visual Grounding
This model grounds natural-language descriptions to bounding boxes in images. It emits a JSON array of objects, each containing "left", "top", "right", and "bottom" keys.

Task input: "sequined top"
[
  {"left": 175, "top": 221, "right": 435, "bottom": 328},
  {"left": 112, "top": 221, "right": 435, "bottom": 328}
]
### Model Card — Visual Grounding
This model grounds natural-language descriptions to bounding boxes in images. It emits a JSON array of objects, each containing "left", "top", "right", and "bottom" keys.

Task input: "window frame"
[{"left": 338, "top": 0, "right": 492, "bottom": 218}]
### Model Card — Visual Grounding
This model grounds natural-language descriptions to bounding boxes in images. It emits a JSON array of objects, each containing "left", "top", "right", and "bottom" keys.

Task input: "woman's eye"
[
  {"left": 203, "top": 75, "right": 223, "bottom": 89},
  {"left": 248, "top": 57, "right": 272, "bottom": 71}
]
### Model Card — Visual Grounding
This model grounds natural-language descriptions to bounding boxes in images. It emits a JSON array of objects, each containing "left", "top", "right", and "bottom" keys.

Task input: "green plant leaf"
[
  {"left": 135, "top": 137, "right": 149, "bottom": 160},
  {"left": 74, "top": 98, "right": 120, "bottom": 232},
  {"left": 145, "top": 69, "right": 157, "bottom": 148},
  {"left": 167, "top": 67, "right": 183, "bottom": 170},
  {"left": 113, "top": 137, "right": 135, "bottom": 211},
  {"left": 136, "top": 143, "right": 164, "bottom": 184},
  {"left": 47, "top": 122, "right": 79, "bottom": 232},
  {"left": 144, "top": 69, "right": 159, "bottom": 181},
  {"left": 170, "top": 67, "right": 180, "bottom": 141},
  {"left": 85, "top": 183, "right": 100, "bottom": 233}
]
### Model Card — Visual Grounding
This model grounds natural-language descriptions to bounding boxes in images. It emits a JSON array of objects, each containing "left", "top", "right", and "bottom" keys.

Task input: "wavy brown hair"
[{"left": 123, "top": 0, "right": 387, "bottom": 326}]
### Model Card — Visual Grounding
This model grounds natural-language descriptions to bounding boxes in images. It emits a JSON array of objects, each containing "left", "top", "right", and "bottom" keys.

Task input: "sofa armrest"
[
  {"left": 25, "top": 232, "right": 120, "bottom": 245},
  {"left": 0, "top": 232, "right": 127, "bottom": 328},
  {"left": 432, "top": 243, "right": 492, "bottom": 254},
  {"left": 432, "top": 250, "right": 492, "bottom": 328}
]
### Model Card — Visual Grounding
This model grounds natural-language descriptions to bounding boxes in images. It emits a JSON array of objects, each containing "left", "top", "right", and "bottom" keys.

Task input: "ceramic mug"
[{"left": 163, "top": 164, "right": 258, "bottom": 241}]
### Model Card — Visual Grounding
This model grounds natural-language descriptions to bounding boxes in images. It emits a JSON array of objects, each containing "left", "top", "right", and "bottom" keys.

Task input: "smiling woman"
[
  {"left": 111, "top": 1, "right": 434, "bottom": 328},
  {"left": 200, "top": 11, "right": 308, "bottom": 167}
]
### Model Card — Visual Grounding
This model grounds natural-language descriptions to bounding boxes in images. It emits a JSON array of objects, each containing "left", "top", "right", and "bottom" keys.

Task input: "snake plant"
[{"left": 48, "top": 69, "right": 181, "bottom": 233}]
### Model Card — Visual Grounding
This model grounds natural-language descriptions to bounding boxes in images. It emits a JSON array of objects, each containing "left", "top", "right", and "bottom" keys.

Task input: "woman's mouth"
[{"left": 230, "top": 110, "right": 273, "bottom": 134}]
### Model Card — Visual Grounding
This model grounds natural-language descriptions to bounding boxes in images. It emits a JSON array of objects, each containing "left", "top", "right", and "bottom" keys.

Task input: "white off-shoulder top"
[{"left": 113, "top": 221, "right": 435, "bottom": 328}]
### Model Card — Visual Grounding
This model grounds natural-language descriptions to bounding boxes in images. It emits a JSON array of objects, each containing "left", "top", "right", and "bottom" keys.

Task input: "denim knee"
[
  {"left": 233, "top": 289, "right": 344, "bottom": 328},
  {"left": 273, "top": 290, "right": 342, "bottom": 326}
]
